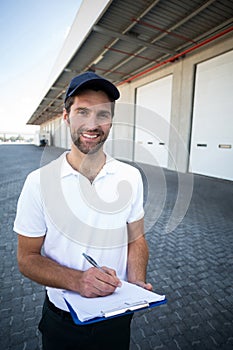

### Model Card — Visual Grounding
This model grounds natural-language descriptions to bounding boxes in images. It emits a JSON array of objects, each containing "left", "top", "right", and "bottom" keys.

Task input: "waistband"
[{"left": 45, "top": 293, "right": 72, "bottom": 320}]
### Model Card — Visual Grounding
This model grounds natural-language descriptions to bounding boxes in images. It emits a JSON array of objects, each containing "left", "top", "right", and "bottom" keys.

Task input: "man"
[{"left": 14, "top": 71, "right": 152, "bottom": 350}]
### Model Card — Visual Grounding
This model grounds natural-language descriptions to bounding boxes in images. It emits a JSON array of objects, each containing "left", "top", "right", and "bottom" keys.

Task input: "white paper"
[{"left": 63, "top": 281, "right": 165, "bottom": 322}]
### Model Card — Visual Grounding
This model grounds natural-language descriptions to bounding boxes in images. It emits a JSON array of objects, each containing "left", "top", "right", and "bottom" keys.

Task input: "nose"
[{"left": 85, "top": 113, "right": 99, "bottom": 130}]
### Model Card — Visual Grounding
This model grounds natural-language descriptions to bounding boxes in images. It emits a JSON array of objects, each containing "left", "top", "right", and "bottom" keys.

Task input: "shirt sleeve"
[
  {"left": 127, "top": 168, "right": 145, "bottom": 223},
  {"left": 13, "top": 170, "right": 47, "bottom": 237}
]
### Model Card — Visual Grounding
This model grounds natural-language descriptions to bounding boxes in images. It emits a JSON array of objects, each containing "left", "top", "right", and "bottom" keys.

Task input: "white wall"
[
  {"left": 60, "top": 119, "right": 67, "bottom": 149},
  {"left": 107, "top": 83, "right": 135, "bottom": 160},
  {"left": 53, "top": 118, "right": 61, "bottom": 147}
]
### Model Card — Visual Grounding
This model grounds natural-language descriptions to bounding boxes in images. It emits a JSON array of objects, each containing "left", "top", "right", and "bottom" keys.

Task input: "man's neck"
[{"left": 66, "top": 144, "right": 106, "bottom": 182}]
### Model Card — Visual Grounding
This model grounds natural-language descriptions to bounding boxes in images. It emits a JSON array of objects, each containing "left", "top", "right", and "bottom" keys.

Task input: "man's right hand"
[{"left": 78, "top": 267, "right": 122, "bottom": 298}]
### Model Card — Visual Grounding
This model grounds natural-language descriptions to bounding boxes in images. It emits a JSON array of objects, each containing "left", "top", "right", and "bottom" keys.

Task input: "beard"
[{"left": 71, "top": 128, "right": 109, "bottom": 155}]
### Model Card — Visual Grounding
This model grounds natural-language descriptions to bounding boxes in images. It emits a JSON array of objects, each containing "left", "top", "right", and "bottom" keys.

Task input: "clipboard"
[
  {"left": 63, "top": 281, "right": 167, "bottom": 325},
  {"left": 65, "top": 297, "right": 167, "bottom": 325}
]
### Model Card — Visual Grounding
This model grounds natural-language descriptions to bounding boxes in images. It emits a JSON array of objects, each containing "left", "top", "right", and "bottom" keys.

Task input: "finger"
[
  {"left": 135, "top": 281, "right": 153, "bottom": 291},
  {"left": 93, "top": 282, "right": 117, "bottom": 296},
  {"left": 98, "top": 267, "right": 122, "bottom": 287},
  {"left": 101, "top": 266, "right": 116, "bottom": 277},
  {"left": 80, "top": 269, "right": 118, "bottom": 297},
  {"left": 92, "top": 275, "right": 119, "bottom": 296},
  {"left": 95, "top": 269, "right": 121, "bottom": 289},
  {"left": 144, "top": 282, "right": 153, "bottom": 291}
]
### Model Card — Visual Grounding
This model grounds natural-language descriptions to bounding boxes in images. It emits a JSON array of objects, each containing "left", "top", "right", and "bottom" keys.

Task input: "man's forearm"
[
  {"left": 127, "top": 235, "right": 149, "bottom": 283},
  {"left": 18, "top": 252, "right": 82, "bottom": 292},
  {"left": 17, "top": 234, "right": 121, "bottom": 297}
]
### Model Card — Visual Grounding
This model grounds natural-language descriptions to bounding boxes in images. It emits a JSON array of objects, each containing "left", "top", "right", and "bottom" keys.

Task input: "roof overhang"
[{"left": 27, "top": 0, "right": 233, "bottom": 125}]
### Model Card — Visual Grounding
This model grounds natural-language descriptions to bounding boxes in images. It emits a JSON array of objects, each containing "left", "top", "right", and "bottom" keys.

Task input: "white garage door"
[
  {"left": 135, "top": 75, "right": 173, "bottom": 168},
  {"left": 189, "top": 50, "right": 233, "bottom": 181}
]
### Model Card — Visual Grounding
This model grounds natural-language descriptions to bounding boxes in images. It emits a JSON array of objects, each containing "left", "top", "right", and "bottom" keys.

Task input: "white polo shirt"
[{"left": 14, "top": 152, "right": 144, "bottom": 310}]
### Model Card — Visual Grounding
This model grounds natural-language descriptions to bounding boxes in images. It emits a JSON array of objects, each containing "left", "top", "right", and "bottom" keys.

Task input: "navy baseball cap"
[{"left": 64, "top": 71, "right": 120, "bottom": 102}]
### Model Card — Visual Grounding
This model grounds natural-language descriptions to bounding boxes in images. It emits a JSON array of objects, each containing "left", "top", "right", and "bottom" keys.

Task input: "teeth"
[{"left": 82, "top": 133, "right": 98, "bottom": 139}]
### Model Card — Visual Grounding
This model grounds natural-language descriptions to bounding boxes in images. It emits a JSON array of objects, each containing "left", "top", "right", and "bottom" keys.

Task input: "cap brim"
[{"left": 66, "top": 78, "right": 120, "bottom": 101}]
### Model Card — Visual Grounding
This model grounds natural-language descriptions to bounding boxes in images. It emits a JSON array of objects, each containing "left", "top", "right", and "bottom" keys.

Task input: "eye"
[
  {"left": 77, "top": 108, "right": 89, "bottom": 116},
  {"left": 98, "top": 112, "right": 111, "bottom": 119}
]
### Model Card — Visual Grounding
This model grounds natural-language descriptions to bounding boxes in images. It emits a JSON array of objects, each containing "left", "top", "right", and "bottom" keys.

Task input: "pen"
[
  {"left": 82, "top": 253, "right": 105, "bottom": 273},
  {"left": 82, "top": 253, "right": 122, "bottom": 287}
]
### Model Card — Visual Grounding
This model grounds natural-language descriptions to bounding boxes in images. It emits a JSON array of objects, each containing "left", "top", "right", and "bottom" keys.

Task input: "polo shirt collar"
[{"left": 60, "top": 151, "right": 117, "bottom": 178}]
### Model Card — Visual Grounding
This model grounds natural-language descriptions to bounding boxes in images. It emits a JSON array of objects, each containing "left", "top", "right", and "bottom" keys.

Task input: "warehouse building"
[{"left": 27, "top": 0, "right": 233, "bottom": 181}]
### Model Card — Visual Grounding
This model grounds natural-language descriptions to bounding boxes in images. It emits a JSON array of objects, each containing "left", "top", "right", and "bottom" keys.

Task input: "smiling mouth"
[
  {"left": 82, "top": 133, "right": 99, "bottom": 139},
  {"left": 74, "top": 130, "right": 105, "bottom": 154}
]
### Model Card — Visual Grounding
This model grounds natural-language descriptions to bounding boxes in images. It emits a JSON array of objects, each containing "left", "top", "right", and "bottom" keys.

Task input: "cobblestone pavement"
[{"left": 0, "top": 144, "right": 233, "bottom": 350}]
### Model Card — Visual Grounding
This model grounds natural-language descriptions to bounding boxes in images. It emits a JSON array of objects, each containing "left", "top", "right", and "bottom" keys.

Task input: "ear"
[{"left": 63, "top": 108, "right": 70, "bottom": 126}]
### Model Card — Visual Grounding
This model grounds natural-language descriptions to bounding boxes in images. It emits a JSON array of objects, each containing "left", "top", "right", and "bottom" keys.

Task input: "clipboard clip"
[{"left": 101, "top": 300, "right": 149, "bottom": 318}]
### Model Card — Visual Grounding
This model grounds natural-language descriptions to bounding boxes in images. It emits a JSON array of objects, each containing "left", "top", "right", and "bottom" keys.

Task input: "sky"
[{"left": 0, "top": 0, "right": 82, "bottom": 135}]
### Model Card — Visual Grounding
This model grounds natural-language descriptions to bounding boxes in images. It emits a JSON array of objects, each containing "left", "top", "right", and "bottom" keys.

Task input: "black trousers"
[{"left": 39, "top": 295, "right": 133, "bottom": 350}]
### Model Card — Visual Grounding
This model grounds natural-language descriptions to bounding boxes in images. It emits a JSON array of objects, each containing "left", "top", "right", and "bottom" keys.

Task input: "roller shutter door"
[
  {"left": 135, "top": 75, "right": 173, "bottom": 168},
  {"left": 189, "top": 50, "right": 233, "bottom": 181}
]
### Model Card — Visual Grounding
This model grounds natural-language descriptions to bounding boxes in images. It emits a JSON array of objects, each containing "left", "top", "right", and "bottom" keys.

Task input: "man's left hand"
[{"left": 134, "top": 281, "right": 153, "bottom": 291}]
